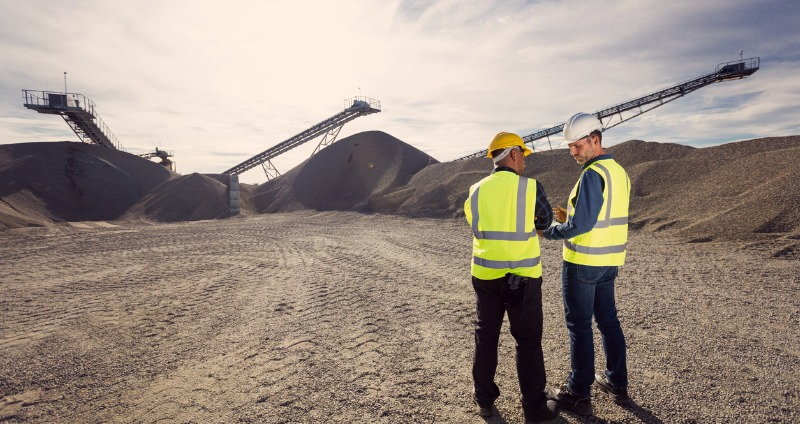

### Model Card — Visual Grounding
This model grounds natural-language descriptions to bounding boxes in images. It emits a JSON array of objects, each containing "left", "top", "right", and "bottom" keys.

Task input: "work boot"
[
  {"left": 545, "top": 385, "right": 592, "bottom": 416},
  {"left": 475, "top": 400, "right": 493, "bottom": 417},
  {"left": 524, "top": 399, "right": 560, "bottom": 424},
  {"left": 595, "top": 373, "right": 631, "bottom": 406}
]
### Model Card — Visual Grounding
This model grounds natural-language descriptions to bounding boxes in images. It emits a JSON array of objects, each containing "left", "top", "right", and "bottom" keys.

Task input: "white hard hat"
[{"left": 562, "top": 112, "right": 603, "bottom": 144}]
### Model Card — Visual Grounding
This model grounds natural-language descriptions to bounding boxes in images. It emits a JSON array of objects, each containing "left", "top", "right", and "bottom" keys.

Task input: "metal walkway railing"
[{"left": 22, "top": 90, "right": 123, "bottom": 150}]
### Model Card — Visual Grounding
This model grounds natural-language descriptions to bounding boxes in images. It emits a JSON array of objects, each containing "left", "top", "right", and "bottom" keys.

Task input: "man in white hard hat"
[
  {"left": 542, "top": 113, "right": 632, "bottom": 416},
  {"left": 465, "top": 132, "right": 560, "bottom": 424}
]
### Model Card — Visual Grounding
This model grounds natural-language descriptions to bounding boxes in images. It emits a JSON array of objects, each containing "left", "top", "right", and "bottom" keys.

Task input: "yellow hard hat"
[{"left": 487, "top": 132, "right": 532, "bottom": 158}]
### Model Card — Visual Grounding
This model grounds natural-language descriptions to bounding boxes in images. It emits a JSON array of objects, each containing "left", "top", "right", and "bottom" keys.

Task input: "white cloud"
[{"left": 1, "top": 0, "right": 798, "bottom": 183}]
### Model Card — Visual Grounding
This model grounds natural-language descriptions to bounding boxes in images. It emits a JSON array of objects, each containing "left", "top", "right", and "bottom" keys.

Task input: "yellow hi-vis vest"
[
  {"left": 464, "top": 171, "right": 542, "bottom": 279},
  {"left": 564, "top": 158, "right": 630, "bottom": 266}
]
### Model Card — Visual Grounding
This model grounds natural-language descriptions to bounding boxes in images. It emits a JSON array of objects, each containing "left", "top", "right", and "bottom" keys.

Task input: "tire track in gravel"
[
  {"left": 5, "top": 212, "right": 796, "bottom": 423},
  {"left": 1, "top": 213, "right": 483, "bottom": 423}
]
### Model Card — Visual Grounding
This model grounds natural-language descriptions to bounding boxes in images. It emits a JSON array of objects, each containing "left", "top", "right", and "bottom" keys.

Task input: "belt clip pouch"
[{"left": 503, "top": 273, "right": 528, "bottom": 307}]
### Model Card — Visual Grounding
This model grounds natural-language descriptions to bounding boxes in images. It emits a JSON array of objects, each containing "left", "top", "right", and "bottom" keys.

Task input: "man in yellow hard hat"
[
  {"left": 464, "top": 132, "right": 559, "bottom": 424},
  {"left": 543, "top": 113, "right": 631, "bottom": 416}
]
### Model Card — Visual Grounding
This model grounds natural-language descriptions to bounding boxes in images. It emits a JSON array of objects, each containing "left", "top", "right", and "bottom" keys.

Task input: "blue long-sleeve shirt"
[
  {"left": 543, "top": 154, "right": 612, "bottom": 240},
  {"left": 492, "top": 166, "right": 553, "bottom": 230}
]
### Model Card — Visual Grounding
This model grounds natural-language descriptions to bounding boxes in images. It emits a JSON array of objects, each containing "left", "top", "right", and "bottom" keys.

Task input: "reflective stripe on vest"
[
  {"left": 563, "top": 240, "right": 626, "bottom": 255},
  {"left": 473, "top": 256, "right": 541, "bottom": 269},
  {"left": 470, "top": 178, "right": 531, "bottom": 241},
  {"left": 465, "top": 172, "right": 542, "bottom": 279},
  {"left": 563, "top": 159, "right": 630, "bottom": 266}
]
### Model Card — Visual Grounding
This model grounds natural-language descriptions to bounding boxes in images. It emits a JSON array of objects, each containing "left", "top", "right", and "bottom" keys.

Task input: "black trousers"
[{"left": 472, "top": 275, "right": 547, "bottom": 415}]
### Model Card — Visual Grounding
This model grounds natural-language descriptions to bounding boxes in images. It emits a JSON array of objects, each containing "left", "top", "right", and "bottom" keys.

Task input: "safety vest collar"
[
  {"left": 491, "top": 166, "right": 518, "bottom": 175},
  {"left": 580, "top": 153, "right": 614, "bottom": 171}
]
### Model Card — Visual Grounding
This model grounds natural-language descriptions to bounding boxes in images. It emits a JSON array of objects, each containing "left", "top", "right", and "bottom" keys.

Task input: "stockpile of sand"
[
  {"left": 2, "top": 134, "right": 798, "bottom": 256},
  {"left": 122, "top": 173, "right": 235, "bottom": 223},
  {"left": 251, "top": 131, "right": 438, "bottom": 213},
  {"left": 617, "top": 137, "right": 800, "bottom": 243},
  {"left": 377, "top": 148, "right": 576, "bottom": 218},
  {"left": 375, "top": 136, "right": 800, "bottom": 256},
  {"left": 0, "top": 142, "right": 175, "bottom": 230}
]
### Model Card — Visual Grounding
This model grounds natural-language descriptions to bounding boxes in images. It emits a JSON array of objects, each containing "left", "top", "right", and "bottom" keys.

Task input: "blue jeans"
[{"left": 561, "top": 261, "right": 628, "bottom": 397}]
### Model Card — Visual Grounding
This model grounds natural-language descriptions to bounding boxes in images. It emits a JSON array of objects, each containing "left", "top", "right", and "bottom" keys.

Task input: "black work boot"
[
  {"left": 524, "top": 399, "right": 560, "bottom": 424},
  {"left": 475, "top": 400, "right": 493, "bottom": 417},
  {"left": 545, "top": 385, "right": 592, "bottom": 416},
  {"left": 595, "top": 373, "right": 631, "bottom": 406}
]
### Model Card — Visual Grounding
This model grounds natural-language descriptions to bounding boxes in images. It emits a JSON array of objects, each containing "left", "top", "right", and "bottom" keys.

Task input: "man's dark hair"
[
  {"left": 490, "top": 148, "right": 505, "bottom": 159},
  {"left": 591, "top": 130, "right": 603, "bottom": 144}
]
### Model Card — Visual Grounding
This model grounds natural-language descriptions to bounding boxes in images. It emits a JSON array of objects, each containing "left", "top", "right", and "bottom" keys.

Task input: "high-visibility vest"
[
  {"left": 563, "top": 158, "right": 630, "bottom": 266},
  {"left": 465, "top": 171, "right": 542, "bottom": 279}
]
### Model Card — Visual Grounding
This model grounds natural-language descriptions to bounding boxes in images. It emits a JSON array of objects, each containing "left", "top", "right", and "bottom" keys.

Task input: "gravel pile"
[{"left": 1, "top": 134, "right": 798, "bottom": 257}]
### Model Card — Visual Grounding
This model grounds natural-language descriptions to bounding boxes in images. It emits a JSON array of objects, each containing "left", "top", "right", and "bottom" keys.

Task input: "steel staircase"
[{"left": 22, "top": 90, "right": 122, "bottom": 150}]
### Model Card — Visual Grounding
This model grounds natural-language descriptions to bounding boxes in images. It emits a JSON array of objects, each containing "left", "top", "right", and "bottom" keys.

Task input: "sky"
[{"left": 1, "top": 0, "right": 798, "bottom": 184}]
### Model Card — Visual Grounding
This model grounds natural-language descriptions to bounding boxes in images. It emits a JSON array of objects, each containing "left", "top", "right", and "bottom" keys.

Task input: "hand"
[{"left": 554, "top": 205, "right": 568, "bottom": 223}]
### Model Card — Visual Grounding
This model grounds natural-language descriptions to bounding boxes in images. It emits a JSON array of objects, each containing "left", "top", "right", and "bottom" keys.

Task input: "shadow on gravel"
[
  {"left": 557, "top": 400, "right": 664, "bottom": 424},
  {"left": 479, "top": 405, "right": 510, "bottom": 423},
  {"left": 625, "top": 400, "right": 665, "bottom": 424},
  {"left": 479, "top": 408, "right": 568, "bottom": 424},
  {"left": 599, "top": 401, "right": 665, "bottom": 424}
]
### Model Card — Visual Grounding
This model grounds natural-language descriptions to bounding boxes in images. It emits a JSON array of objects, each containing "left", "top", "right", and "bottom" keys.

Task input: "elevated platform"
[
  {"left": 139, "top": 147, "right": 175, "bottom": 171},
  {"left": 22, "top": 90, "right": 122, "bottom": 150},
  {"left": 222, "top": 96, "right": 381, "bottom": 178}
]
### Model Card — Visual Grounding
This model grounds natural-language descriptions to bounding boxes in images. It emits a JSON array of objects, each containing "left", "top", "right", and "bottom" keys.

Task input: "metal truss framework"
[
  {"left": 457, "top": 57, "right": 760, "bottom": 160},
  {"left": 223, "top": 97, "right": 381, "bottom": 179}
]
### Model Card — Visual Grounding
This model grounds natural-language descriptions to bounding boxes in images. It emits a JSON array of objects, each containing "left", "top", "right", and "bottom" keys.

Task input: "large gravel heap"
[{"left": 2, "top": 133, "right": 798, "bottom": 258}]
